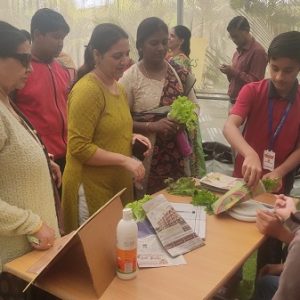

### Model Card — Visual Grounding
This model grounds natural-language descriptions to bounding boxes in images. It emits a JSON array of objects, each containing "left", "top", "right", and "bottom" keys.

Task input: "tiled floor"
[
  {"left": 198, "top": 98, "right": 229, "bottom": 146},
  {"left": 198, "top": 98, "right": 233, "bottom": 175}
]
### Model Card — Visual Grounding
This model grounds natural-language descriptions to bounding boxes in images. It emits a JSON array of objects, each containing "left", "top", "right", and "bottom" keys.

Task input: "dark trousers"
[
  {"left": 252, "top": 275, "right": 279, "bottom": 300},
  {"left": 256, "top": 238, "right": 285, "bottom": 277}
]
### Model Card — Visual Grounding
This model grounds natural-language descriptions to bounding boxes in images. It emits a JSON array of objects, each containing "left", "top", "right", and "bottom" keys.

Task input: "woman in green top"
[
  {"left": 62, "top": 24, "right": 150, "bottom": 233},
  {"left": 167, "top": 25, "right": 192, "bottom": 71}
]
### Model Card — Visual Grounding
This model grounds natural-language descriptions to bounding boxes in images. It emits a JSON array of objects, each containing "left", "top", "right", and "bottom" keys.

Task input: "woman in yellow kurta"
[{"left": 62, "top": 24, "right": 150, "bottom": 233}]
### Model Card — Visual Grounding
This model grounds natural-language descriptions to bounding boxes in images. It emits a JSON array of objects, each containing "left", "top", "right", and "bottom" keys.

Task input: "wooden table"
[
  {"left": 4, "top": 191, "right": 275, "bottom": 300},
  {"left": 101, "top": 191, "right": 275, "bottom": 300}
]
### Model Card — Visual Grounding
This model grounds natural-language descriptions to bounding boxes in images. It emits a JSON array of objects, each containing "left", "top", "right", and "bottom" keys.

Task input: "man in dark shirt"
[{"left": 220, "top": 16, "right": 268, "bottom": 106}]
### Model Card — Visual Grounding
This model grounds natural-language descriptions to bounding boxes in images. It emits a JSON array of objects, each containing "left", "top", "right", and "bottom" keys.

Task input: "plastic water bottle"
[{"left": 116, "top": 208, "right": 138, "bottom": 280}]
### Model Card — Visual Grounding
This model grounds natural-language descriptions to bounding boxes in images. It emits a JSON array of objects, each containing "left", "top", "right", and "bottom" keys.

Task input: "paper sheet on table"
[
  {"left": 138, "top": 234, "right": 186, "bottom": 268},
  {"left": 137, "top": 219, "right": 186, "bottom": 268},
  {"left": 171, "top": 203, "right": 206, "bottom": 240},
  {"left": 143, "top": 194, "right": 204, "bottom": 257}
]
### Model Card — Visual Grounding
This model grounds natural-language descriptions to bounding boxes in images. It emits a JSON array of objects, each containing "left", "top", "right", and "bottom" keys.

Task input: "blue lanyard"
[{"left": 268, "top": 97, "right": 292, "bottom": 150}]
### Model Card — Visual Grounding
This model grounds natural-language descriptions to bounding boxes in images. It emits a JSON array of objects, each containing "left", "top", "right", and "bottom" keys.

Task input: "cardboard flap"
[
  {"left": 36, "top": 235, "right": 97, "bottom": 300},
  {"left": 78, "top": 191, "right": 123, "bottom": 297},
  {"left": 22, "top": 189, "right": 125, "bottom": 299}
]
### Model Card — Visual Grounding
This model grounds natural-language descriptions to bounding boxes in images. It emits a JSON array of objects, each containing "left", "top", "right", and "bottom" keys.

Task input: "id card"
[{"left": 263, "top": 150, "right": 275, "bottom": 171}]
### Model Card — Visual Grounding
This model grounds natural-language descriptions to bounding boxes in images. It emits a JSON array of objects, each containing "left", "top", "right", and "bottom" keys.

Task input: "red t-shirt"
[
  {"left": 15, "top": 59, "right": 70, "bottom": 159},
  {"left": 231, "top": 79, "right": 300, "bottom": 190}
]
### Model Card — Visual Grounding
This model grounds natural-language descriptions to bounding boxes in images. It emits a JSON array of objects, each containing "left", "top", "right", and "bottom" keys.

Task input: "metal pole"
[{"left": 177, "top": 0, "right": 183, "bottom": 25}]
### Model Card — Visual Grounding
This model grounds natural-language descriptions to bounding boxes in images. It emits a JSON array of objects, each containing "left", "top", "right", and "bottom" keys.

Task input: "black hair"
[
  {"left": 136, "top": 17, "right": 168, "bottom": 60},
  {"left": 268, "top": 31, "right": 300, "bottom": 63},
  {"left": 173, "top": 25, "right": 191, "bottom": 57},
  {"left": 227, "top": 16, "right": 250, "bottom": 32},
  {"left": 77, "top": 23, "right": 128, "bottom": 81},
  {"left": 31, "top": 8, "right": 70, "bottom": 37},
  {"left": 20, "top": 29, "right": 32, "bottom": 44},
  {"left": 0, "top": 21, "right": 18, "bottom": 31},
  {"left": 0, "top": 22, "right": 26, "bottom": 57}
]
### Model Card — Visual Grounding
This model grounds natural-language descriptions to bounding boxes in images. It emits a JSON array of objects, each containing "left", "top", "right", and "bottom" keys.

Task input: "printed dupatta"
[{"left": 144, "top": 61, "right": 206, "bottom": 195}]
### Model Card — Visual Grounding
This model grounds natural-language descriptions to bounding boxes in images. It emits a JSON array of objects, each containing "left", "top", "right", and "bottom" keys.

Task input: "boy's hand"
[{"left": 242, "top": 152, "right": 262, "bottom": 187}]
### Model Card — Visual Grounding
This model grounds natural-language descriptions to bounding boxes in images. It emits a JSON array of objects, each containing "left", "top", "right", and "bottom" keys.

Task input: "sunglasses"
[{"left": 9, "top": 53, "right": 32, "bottom": 68}]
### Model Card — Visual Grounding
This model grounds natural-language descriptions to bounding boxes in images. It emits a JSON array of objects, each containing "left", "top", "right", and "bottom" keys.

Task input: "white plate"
[
  {"left": 227, "top": 199, "right": 272, "bottom": 222},
  {"left": 227, "top": 210, "right": 256, "bottom": 222}
]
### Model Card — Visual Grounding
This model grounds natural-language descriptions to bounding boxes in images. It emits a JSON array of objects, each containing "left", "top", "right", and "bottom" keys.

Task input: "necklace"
[
  {"left": 141, "top": 61, "right": 167, "bottom": 81},
  {"left": 92, "top": 69, "right": 119, "bottom": 95},
  {"left": 0, "top": 91, "right": 43, "bottom": 147},
  {"left": 0, "top": 88, "right": 22, "bottom": 122}
]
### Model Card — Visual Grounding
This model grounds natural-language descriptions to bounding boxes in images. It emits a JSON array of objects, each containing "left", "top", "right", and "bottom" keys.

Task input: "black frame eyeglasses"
[{"left": 9, "top": 53, "right": 32, "bottom": 68}]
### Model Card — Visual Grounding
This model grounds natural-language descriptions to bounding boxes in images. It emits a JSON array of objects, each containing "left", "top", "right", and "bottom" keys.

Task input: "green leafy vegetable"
[
  {"left": 167, "top": 96, "right": 198, "bottom": 132},
  {"left": 125, "top": 195, "right": 152, "bottom": 221},
  {"left": 165, "top": 177, "right": 198, "bottom": 196},
  {"left": 262, "top": 178, "right": 281, "bottom": 193},
  {"left": 192, "top": 189, "right": 218, "bottom": 214},
  {"left": 165, "top": 177, "right": 218, "bottom": 213}
]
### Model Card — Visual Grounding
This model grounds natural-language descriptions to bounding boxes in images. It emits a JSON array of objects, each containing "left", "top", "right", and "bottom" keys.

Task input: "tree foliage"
[{"left": 230, "top": 0, "right": 300, "bottom": 33}]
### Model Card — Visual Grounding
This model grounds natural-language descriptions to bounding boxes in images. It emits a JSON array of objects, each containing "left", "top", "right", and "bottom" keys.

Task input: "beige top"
[
  {"left": 119, "top": 63, "right": 165, "bottom": 113},
  {"left": 0, "top": 101, "right": 59, "bottom": 272}
]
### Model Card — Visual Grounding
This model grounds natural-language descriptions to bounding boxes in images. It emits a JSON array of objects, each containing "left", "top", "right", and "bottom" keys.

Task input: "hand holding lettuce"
[
  {"left": 167, "top": 96, "right": 198, "bottom": 157},
  {"left": 167, "top": 96, "right": 198, "bottom": 133}
]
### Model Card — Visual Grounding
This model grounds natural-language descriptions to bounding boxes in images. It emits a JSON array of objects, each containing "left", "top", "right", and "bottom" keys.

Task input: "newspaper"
[
  {"left": 137, "top": 219, "right": 186, "bottom": 268},
  {"left": 142, "top": 194, "right": 204, "bottom": 257},
  {"left": 171, "top": 203, "right": 207, "bottom": 240}
]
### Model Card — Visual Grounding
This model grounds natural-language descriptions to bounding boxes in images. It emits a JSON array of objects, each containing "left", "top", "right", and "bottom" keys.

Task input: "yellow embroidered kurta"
[{"left": 62, "top": 73, "right": 133, "bottom": 233}]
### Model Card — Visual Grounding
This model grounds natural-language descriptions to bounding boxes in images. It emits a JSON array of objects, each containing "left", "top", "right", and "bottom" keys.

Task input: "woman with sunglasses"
[{"left": 0, "top": 24, "right": 60, "bottom": 299}]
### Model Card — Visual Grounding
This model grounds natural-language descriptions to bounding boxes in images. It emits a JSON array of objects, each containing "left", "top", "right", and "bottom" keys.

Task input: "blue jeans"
[{"left": 252, "top": 275, "right": 279, "bottom": 300}]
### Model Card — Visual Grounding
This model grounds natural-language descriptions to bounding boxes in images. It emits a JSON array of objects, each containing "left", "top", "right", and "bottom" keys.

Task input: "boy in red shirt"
[
  {"left": 224, "top": 31, "right": 300, "bottom": 194},
  {"left": 15, "top": 8, "right": 70, "bottom": 173},
  {"left": 224, "top": 31, "right": 300, "bottom": 277}
]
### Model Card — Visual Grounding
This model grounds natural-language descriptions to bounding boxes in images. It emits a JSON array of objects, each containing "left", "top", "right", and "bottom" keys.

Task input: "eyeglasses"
[{"left": 9, "top": 53, "right": 32, "bottom": 68}]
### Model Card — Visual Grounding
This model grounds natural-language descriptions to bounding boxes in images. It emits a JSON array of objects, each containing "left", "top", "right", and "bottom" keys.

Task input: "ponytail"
[
  {"left": 75, "top": 23, "right": 128, "bottom": 84},
  {"left": 173, "top": 25, "right": 191, "bottom": 57},
  {"left": 76, "top": 45, "right": 94, "bottom": 82}
]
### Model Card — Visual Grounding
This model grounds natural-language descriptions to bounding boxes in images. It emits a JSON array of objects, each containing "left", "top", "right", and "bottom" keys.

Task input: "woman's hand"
[
  {"left": 256, "top": 210, "right": 283, "bottom": 237},
  {"left": 256, "top": 209, "right": 294, "bottom": 244},
  {"left": 31, "top": 222, "right": 55, "bottom": 250},
  {"left": 132, "top": 134, "right": 152, "bottom": 157},
  {"left": 151, "top": 118, "right": 178, "bottom": 136},
  {"left": 274, "top": 194, "right": 297, "bottom": 221},
  {"left": 122, "top": 156, "right": 145, "bottom": 183},
  {"left": 50, "top": 160, "right": 62, "bottom": 188},
  {"left": 242, "top": 151, "right": 262, "bottom": 188}
]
